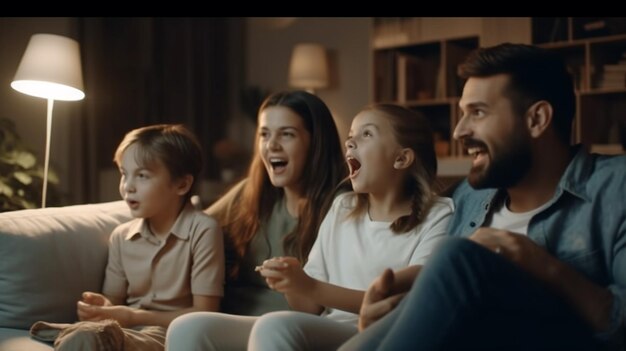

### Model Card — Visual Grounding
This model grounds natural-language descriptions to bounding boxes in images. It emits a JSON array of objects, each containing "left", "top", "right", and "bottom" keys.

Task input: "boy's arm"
[
  {"left": 126, "top": 295, "right": 220, "bottom": 327},
  {"left": 78, "top": 294, "right": 220, "bottom": 328}
]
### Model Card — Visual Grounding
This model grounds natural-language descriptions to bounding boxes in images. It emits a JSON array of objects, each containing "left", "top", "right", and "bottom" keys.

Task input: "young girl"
[
  {"left": 32, "top": 124, "right": 224, "bottom": 350},
  {"left": 166, "top": 91, "right": 348, "bottom": 350},
  {"left": 250, "top": 104, "right": 454, "bottom": 350}
]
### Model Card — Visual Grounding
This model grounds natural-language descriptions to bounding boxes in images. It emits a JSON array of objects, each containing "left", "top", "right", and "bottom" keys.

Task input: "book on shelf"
[
  {"left": 598, "top": 63, "right": 626, "bottom": 89},
  {"left": 375, "top": 53, "right": 396, "bottom": 102},
  {"left": 396, "top": 53, "right": 421, "bottom": 102},
  {"left": 603, "top": 64, "right": 626, "bottom": 72},
  {"left": 590, "top": 144, "right": 624, "bottom": 155}
]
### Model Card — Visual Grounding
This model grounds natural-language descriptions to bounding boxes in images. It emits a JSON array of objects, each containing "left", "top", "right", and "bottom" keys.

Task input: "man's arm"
[
  {"left": 358, "top": 265, "right": 422, "bottom": 331},
  {"left": 469, "top": 228, "right": 613, "bottom": 331}
]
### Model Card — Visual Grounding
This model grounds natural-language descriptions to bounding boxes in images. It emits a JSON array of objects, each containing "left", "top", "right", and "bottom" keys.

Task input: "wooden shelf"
[
  {"left": 534, "top": 18, "right": 626, "bottom": 153},
  {"left": 404, "top": 98, "right": 457, "bottom": 107},
  {"left": 372, "top": 29, "right": 478, "bottom": 159},
  {"left": 581, "top": 88, "right": 626, "bottom": 96}
]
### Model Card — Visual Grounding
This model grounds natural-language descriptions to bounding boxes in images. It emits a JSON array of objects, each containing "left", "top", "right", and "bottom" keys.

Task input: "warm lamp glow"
[
  {"left": 11, "top": 34, "right": 84, "bottom": 101},
  {"left": 10, "top": 33, "right": 85, "bottom": 208},
  {"left": 11, "top": 81, "right": 84, "bottom": 101},
  {"left": 289, "top": 43, "right": 329, "bottom": 93}
]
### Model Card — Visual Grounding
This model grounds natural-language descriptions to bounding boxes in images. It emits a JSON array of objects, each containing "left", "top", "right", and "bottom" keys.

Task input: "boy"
[{"left": 33, "top": 124, "right": 224, "bottom": 350}]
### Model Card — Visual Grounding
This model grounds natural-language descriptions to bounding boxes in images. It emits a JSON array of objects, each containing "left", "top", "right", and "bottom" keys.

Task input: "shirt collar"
[
  {"left": 556, "top": 144, "right": 592, "bottom": 202},
  {"left": 124, "top": 203, "right": 196, "bottom": 241}
]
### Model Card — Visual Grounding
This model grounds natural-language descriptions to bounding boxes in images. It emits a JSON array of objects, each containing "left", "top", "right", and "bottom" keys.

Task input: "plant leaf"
[
  {"left": 14, "top": 151, "right": 36, "bottom": 169},
  {"left": 0, "top": 180, "right": 14, "bottom": 197},
  {"left": 14, "top": 171, "right": 32, "bottom": 185}
]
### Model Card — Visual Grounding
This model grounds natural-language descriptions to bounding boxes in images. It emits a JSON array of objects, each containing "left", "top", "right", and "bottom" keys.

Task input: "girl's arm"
[
  {"left": 260, "top": 257, "right": 364, "bottom": 314},
  {"left": 291, "top": 279, "right": 364, "bottom": 314}
]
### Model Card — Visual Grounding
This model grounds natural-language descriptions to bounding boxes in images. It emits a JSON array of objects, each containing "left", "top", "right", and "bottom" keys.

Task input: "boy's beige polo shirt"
[{"left": 103, "top": 204, "right": 224, "bottom": 311}]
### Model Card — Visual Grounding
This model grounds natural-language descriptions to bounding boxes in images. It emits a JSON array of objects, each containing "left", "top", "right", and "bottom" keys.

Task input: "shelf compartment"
[{"left": 578, "top": 92, "right": 626, "bottom": 153}]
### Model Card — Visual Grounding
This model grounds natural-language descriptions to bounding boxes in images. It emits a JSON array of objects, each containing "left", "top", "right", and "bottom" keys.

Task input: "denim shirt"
[{"left": 448, "top": 146, "right": 626, "bottom": 349}]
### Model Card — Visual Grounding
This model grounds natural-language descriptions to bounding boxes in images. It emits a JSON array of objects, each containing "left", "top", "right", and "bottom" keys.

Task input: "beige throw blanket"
[{"left": 30, "top": 320, "right": 166, "bottom": 351}]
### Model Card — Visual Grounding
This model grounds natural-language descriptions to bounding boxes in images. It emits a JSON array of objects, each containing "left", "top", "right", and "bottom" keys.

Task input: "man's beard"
[{"left": 467, "top": 134, "right": 532, "bottom": 190}]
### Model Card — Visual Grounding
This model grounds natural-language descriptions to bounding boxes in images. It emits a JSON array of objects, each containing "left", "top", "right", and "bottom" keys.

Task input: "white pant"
[
  {"left": 166, "top": 311, "right": 258, "bottom": 351},
  {"left": 248, "top": 311, "right": 358, "bottom": 351},
  {"left": 166, "top": 310, "right": 357, "bottom": 351}
]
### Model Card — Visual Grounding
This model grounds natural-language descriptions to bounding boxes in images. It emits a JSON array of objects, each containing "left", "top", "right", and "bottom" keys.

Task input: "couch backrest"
[{"left": 0, "top": 201, "right": 131, "bottom": 329}]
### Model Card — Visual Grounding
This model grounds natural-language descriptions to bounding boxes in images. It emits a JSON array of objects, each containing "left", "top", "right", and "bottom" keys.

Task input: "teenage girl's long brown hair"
[{"left": 218, "top": 91, "right": 347, "bottom": 276}]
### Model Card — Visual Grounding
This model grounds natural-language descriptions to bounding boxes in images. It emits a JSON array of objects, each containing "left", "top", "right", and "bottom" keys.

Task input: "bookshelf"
[
  {"left": 371, "top": 18, "right": 479, "bottom": 184},
  {"left": 372, "top": 34, "right": 479, "bottom": 160},
  {"left": 533, "top": 18, "right": 626, "bottom": 154}
]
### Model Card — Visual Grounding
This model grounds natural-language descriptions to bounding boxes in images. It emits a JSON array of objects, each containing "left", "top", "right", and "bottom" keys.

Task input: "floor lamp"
[
  {"left": 288, "top": 43, "right": 329, "bottom": 94},
  {"left": 11, "top": 34, "right": 85, "bottom": 208}
]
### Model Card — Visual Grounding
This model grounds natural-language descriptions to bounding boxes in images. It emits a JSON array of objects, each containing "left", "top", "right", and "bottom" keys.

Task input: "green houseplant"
[{"left": 0, "top": 118, "right": 58, "bottom": 212}]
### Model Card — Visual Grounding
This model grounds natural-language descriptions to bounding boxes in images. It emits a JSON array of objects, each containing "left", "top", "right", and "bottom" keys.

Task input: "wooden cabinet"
[{"left": 533, "top": 17, "right": 626, "bottom": 154}]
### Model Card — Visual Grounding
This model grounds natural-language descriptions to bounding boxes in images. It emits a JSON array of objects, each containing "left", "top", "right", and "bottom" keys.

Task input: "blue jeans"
[{"left": 340, "top": 238, "right": 602, "bottom": 351}]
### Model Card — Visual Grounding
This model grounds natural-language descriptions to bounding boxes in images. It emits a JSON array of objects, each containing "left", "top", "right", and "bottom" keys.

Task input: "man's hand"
[
  {"left": 469, "top": 227, "right": 614, "bottom": 332},
  {"left": 469, "top": 228, "right": 554, "bottom": 280},
  {"left": 358, "top": 268, "right": 405, "bottom": 331}
]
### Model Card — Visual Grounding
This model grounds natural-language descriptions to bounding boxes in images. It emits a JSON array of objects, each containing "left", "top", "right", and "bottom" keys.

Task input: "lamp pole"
[{"left": 42, "top": 98, "right": 54, "bottom": 208}]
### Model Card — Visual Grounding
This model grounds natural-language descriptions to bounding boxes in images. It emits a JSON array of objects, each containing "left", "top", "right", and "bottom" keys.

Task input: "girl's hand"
[{"left": 257, "top": 256, "right": 314, "bottom": 295}]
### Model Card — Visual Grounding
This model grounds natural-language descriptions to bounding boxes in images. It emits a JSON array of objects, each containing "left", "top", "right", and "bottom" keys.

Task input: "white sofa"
[{"left": 0, "top": 201, "right": 131, "bottom": 351}]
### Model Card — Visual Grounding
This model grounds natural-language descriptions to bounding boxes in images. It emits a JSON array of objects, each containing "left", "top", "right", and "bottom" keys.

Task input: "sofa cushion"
[
  {"left": 0, "top": 328, "right": 52, "bottom": 351},
  {"left": 0, "top": 201, "right": 131, "bottom": 330}
]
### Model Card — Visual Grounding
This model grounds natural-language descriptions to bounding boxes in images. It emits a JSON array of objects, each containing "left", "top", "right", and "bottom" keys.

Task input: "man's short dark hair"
[{"left": 458, "top": 43, "right": 576, "bottom": 145}]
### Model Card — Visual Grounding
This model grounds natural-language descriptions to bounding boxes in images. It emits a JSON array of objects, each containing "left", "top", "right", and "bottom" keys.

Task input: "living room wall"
[
  {"left": 241, "top": 17, "right": 372, "bottom": 150},
  {"left": 1, "top": 17, "right": 531, "bottom": 207},
  {"left": 1, "top": 18, "right": 237, "bottom": 206},
  {"left": 0, "top": 17, "right": 83, "bottom": 206}
]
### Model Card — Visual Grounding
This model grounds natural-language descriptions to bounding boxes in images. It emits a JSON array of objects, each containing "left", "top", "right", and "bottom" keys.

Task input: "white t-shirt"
[
  {"left": 304, "top": 192, "right": 454, "bottom": 324},
  {"left": 487, "top": 197, "right": 551, "bottom": 235}
]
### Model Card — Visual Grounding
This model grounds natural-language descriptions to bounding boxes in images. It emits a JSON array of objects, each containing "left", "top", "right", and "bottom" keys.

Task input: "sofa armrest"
[{"left": 0, "top": 201, "right": 131, "bottom": 329}]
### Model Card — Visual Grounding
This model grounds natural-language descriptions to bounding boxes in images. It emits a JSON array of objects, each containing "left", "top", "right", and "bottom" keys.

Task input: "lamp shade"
[
  {"left": 11, "top": 34, "right": 85, "bottom": 101},
  {"left": 289, "top": 43, "right": 329, "bottom": 90}
]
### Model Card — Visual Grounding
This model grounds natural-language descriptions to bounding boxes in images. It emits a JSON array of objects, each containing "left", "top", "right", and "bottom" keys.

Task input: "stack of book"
[{"left": 598, "top": 53, "right": 626, "bottom": 90}]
